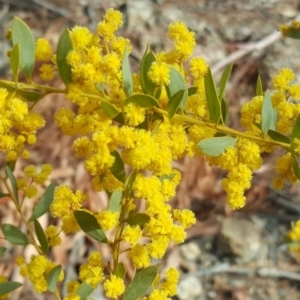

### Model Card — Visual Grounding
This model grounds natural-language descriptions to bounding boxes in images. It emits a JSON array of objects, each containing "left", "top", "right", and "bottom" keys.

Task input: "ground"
[{"left": 1, "top": 0, "right": 300, "bottom": 299}]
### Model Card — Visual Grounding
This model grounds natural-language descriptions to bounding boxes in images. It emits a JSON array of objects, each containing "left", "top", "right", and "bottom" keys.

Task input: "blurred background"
[{"left": 1, "top": 0, "right": 300, "bottom": 299}]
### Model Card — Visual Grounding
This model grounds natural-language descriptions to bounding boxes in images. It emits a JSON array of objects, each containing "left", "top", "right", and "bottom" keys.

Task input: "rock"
[
  {"left": 216, "top": 217, "right": 262, "bottom": 263},
  {"left": 177, "top": 276, "right": 203, "bottom": 300},
  {"left": 126, "top": 0, "right": 155, "bottom": 30},
  {"left": 179, "top": 241, "right": 202, "bottom": 261}
]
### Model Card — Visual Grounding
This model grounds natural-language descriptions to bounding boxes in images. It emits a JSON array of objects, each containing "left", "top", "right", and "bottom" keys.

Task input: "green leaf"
[
  {"left": 256, "top": 75, "right": 263, "bottom": 96},
  {"left": 218, "top": 64, "right": 233, "bottom": 100},
  {"left": 102, "top": 101, "right": 120, "bottom": 118},
  {"left": 140, "top": 47, "right": 157, "bottom": 95},
  {"left": 261, "top": 90, "right": 275, "bottom": 133},
  {"left": 110, "top": 150, "right": 126, "bottom": 183},
  {"left": 198, "top": 136, "right": 237, "bottom": 156},
  {"left": 108, "top": 190, "right": 123, "bottom": 213},
  {"left": 74, "top": 210, "right": 108, "bottom": 243},
  {"left": 284, "top": 28, "right": 300, "bottom": 39},
  {"left": 267, "top": 130, "right": 290, "bottom": 144},
  {"left": 188, "top": 86, "right": 198, "bottom": 96},
  {"left": 34, "top": 219, "right": 49, "bottom": 254},
  {"left": 95, "top": 82, "right": 105, "bottom": 92},
  {"left": 293, "top": 158, "right": 300, "bottom": 180},
  {"left": 113, "top": 112, "right": 125, "bottom": 124},
  {"left": 0, "top": 191, "right": 8, "bottom": 198},
  {"left": 11, "top": 17, "right": 35, "bottom": 80},
  {"left": 291, "top": 116, "right": 300, "bottom": 151},
  {"left": 1, "top": 224, "right": 29, "bottom": 245},
  {"left": 77, "top": 281, "right": 94, "bottom": 299},
  {"left": 29, "top": 183, "right": 55, "bottom": 222},
  {"left": 0, "top": 81, "right": 44, "bottom": 102},
  {"left": 114, "top": 262, "right": 126, "bottom": 278},
  {"left": 5, "top": 165, "right": 18, "bottom": 202},
  {"left": 221, "top": 96, "right": 229, "bottom": 124},
  {"left": 122, "top": 48, "right": 133, "bottom": 96},
  {"left": 167, "top": 89, "right": 187, "bottom": 119},
  {"left": 123, "top": 266, "right": 158, "bottom": 300},
  {"left": 127, "top": 213, "right": 150, "bottom": 228},
  {"left": 158, "top": 173, "right": 175, "bottom": 182},
  {"left": 124, "top": 170, "right": 137, "bottom": 198},
  {"left": 46, "top": 265, "right": 62, "bottom": 292},
  {"left": 10, "top": 43, "right": 20, "bottom": 84},
  {"left": 0, "top": 281, "right": 22, "bottom": 296},
  {"left": 125, "top": 94, "right": 159, "bottom": 108},
  {"left": 56, "top": 29, "right": 73, "bottom": 85},
  {"left": 204, "top": 67, "right": 221, "bottom": 124},
  {"left": 166, "top": 67, "right": 188, "bottom": 109},
  {"left": 0, "top": 247, "right": 6, "bottom": 257}
]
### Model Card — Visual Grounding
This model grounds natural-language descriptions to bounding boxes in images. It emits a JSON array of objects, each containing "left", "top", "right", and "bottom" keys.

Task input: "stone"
[
  {"left": 179, "top": 241, "right": 202, "bottom": 261},
  {"left": 177, "top": 276, "right": 203, "bottom": 300},
  {"left": 216, "top": 217, "right": 262, "bottom": 263}
]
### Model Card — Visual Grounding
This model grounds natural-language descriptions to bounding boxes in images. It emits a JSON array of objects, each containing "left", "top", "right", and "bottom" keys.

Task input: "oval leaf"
[
  {"left": 122, "top": 48, "right": 133, "bottom": 96},
  {"left": 267, "top": 129, "right": 290, "bottom": 144},
  {"left": 114, "top": 262, "right": 126, "bottom": 278},
  {"left": 256, "top": 75, "right": 263, "bottom": 96},
  {"left": 56, "top": 29, "right": 72, "bottom": 85},
  {"left": 11, "top": 17, "right": 35, "bottom": 80},
  {"left": 125, "top": 94, "right": 158, "bottom": 108},
  {"left": 74, "top": 210, "right": 108, "bottom": 243},
  {"left": 77, "top": 281, "right": 94, "bottom": 299},
  {"left": 124, "top": 170, "right": 137, "bottom": 199},
  {"left": 221, "top": 96, "right": 229, "bottom": 124},
  {"left": 123, "top": 266, "right": 158, "bottom": 300},
  {"left": 110, "top": 150, "right": 126, "bottom": 183},
  {"left": 218, "top": 64, "right": 233, "bottom": 100},
  {"left": 204, "top": 67, "right": 221, "bottom": 124},
  {"left": 198, "top": 136, "right": 237, "bottom": 156},
  {"left": 166, "top": 67, "right": 188, "bottom": 109},
  {"left": 102, "top": 101, "right": 120, "bottom": 118},
  {"left": 291, "top": 115, "right": 300, "bottom": 151},
  {"left": 0, "top": 247, "right": 6, "bottom": 257},
  {"left": 0, "top": 191, "right": 8, "bottom": 198},
  {"left": 188, "top": 86, "right": 198, "bottom": 96},
  {"left": 127, "top": 213, "right": 150, "bottom": 228},
  {"left": 140, "top": 48, "right": 157, "bottom": 95},
  {"left": 29, "top": 183, "right": 55, "bottom": 222},
  {"left": 1, "top": 224, "right": 29, "bottom": 245},
  {"left": 10, "top": 43, "right": 20, "bottom": 84},
  {"left": 293, "top": 158, "right": 300, "bottom": 180},
  {"left": 34, "top": 219, "right": 49, "bottom": 254},
  {"left": 167, "top": 89, "right": 187, "bottom": 119},
  {"left": 108, "top": 190, "right": 123, "bottom": 213},
  {"left": 0, "top": 281, "right": 22, "bottom": 296},
  {"left": 46, "top": 265, "right": 62, "bottom": 292},
  {"left": 5, "top": 165, "right": 18, "bottom": 202},
  {"left": 261, "top": 90, "right": 275, "bottom": 133}
]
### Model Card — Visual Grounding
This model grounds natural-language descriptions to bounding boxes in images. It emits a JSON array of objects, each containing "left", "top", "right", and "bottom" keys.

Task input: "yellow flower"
[
  {"left": 148, "top": 62, "right": 170, "bottom": 85},
  {"left": 69, "top": 26, "right": 92, "bottom": 50},
  {"left": 122, "top": 225, "right": 142, "bottom": 246},
  {"left": 35, "top": 38, "right": 53, "bottom": 60},
  {"left": 95, "top": 210, "right": 119, "bottom": 230},
  {"left": 103, "top": 275, "right": 125, "bottom": 299},
  {"left": 128, "top": 244, "right": 150, "bottom": 268},
  {"left": 39, "top": 64, "right": 55, "bottom": 81}
]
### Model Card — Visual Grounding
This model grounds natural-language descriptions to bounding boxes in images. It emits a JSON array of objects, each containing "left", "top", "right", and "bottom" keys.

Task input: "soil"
[{"left": 1, "top": 0, "right": 300, "bottom": 299}]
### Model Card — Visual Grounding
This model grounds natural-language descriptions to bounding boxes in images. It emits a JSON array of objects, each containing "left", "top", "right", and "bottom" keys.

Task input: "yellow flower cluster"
[
  {"left": 18, "top": 255, "right": 64, "bottom": 293},
  {"left": 286, "top": 220, "right": 300, "bottom": 257},
  {"left": 279, "top": 20, "right": 300, "bottom": 37},
  {"left": 50, "top": 185, "right": 87, "bottom": 233},
  {"left": 141, "top": 268, "right": 179, "bottom": 300},
  {"left": 0, "top": 88, "right": 44, "bottom": 160}
]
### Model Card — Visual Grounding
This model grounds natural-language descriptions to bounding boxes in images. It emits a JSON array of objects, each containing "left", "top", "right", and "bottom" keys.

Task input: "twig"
[
  {"left": 211, "top": 31, "right": 281, "bottom": 74},
  {"left": 211, "top": 13, "right": 300, "bottom": 74},
  {"left": 183, "top": 263, "right": 300, "bottom": 281}
]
